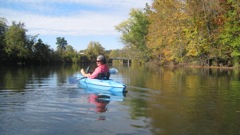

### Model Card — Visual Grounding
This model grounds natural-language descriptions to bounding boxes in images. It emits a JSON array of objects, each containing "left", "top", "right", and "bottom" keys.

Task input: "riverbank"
[{"left": 146, "top": 60, "right": 239, "bottom": 70}]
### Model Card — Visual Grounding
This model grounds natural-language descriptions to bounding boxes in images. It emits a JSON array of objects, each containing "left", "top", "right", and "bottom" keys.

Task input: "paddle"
[
  {"left": 68, "top": 76, "right": 86, "bottom": 84},
  {"left": 109, "top": 68, "right": 118, "bottom": 74},
  {"left": 68, "top": 67, "right": 118, "bottom": 84},
  {"left": 85, "top": 66, "right": 90, "bottom": 73}
]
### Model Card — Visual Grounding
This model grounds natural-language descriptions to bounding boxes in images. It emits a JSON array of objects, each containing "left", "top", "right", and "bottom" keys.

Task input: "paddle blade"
[
  {"left": 109, "top": 68, "right": 118, "bottom": 74},
  {"left": 68, "top": 77, "right": 79, "bottom": 84}
]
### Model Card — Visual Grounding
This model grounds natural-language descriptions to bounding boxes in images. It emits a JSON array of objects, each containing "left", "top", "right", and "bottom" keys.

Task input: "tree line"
[
  {"left": 116, "top": 0, "right": 240, "bottom": 68},
  {"left": 1, "top": 0, "right": 239, "bottom": 67},
  {"left": 0, "top": 18, "right": 115, "bottom": 65}
]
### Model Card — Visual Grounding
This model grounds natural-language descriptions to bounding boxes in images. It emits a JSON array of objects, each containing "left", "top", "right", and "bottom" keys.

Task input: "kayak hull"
[{"left": 78, "top": 75, "right": 126, "bottom": 92}]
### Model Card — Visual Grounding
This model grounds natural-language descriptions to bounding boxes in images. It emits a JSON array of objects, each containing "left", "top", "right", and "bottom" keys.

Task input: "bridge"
[{"left": 108, "top": 57, "right": 131, "bottom": 65}]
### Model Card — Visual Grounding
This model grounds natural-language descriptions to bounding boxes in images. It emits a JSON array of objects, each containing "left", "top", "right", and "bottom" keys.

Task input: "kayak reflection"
[
  {"left": 84, "top": 88, "right": 127, "bottom": 102},
  {"left": 85, "top": 88, "right": 127, "bottom": 114}
]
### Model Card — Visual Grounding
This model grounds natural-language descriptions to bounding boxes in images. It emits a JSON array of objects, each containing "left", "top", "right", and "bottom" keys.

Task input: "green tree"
[
  {"left": 116, "top": 8, "right": 150, "bottom": 63},
  {"left": 63, "top": 45, "right": 76, "bottom": 63},
  {"left": 4, "top": 21, "right": 29, "bottom": 62},
  {"left": 219, "top": 0, "right": 240, "bottom": 67},
  {"left": 33, "top": 39, "right": 52, "bottom": 63},
  {"left": 84, "top": 41, "right": 105, "bottom": 62},
  {"left": 109, "top": 49, "right": 122, "bottom": 58},
  {"left": 56, "top": 37, "right": 68, "bottom": 59},
  {"left": 0, "top": 17, "right": 8, "bottom": 62}
]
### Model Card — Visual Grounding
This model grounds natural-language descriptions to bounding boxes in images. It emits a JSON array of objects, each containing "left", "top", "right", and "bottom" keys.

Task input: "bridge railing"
[{"left": 108, "top": 57, "right": 131, "bottom": 64}]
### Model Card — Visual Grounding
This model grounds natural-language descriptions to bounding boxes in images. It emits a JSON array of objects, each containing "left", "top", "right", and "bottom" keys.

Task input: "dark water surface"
[{"left": 0, "top": 64, "right": 240, "bottom": 135}]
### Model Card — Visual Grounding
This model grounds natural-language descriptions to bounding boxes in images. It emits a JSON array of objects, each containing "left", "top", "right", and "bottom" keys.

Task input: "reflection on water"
[
  {"left": 0, "top": 64, "right": 240, "bottom": 135},
  {"left": 121, "top": 65, "right": 240, "bottom": 135},
  {"left": 88, "top": 94, "right": 110, "bottom": 113}
]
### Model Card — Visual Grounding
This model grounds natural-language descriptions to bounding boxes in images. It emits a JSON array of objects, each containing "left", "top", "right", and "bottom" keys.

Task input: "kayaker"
[{"left": 80, "top": 55, "right": 110, "bottom": 79}]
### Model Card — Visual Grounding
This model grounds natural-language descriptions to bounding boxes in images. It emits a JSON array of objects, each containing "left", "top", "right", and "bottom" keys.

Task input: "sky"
[{"left": 0, "top": 0, "right": 152, "bottom": 51}]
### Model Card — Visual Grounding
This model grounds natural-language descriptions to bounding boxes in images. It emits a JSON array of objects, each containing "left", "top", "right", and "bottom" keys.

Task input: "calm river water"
[{"left": 0, "top": 64, "right": 240, "bottom": 135}]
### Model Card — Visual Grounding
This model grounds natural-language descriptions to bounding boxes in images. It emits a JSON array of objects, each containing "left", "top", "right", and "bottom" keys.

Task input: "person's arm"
[
  {"left": 88, "top": 67, "right": 101, "bottom": 79},
  {"left": 80, "top": 68, "right": 90, "bottom": 77}
]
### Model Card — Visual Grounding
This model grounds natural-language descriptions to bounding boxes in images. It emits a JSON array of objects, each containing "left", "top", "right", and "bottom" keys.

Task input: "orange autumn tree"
[
  {"left": 147, "top": 0, "right": 188, "bottom": 65},
  {"left": 147, "top": 0, "right": 234, "bottom": 66}
]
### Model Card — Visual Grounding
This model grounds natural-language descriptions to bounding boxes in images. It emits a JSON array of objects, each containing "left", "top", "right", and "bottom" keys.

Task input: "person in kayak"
[{"left": 80, "top": 55, "right": 110, "bottom": 79}]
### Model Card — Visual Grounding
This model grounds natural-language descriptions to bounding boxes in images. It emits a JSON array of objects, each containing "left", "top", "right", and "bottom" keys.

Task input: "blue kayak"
[{"left": 77, "top": 74, "right": 126, "bottom": 92}]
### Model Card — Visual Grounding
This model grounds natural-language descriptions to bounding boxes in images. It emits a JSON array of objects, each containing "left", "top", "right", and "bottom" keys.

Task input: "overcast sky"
[{"left": 0, "top": 0, "right": 152, "bottom": 51}]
